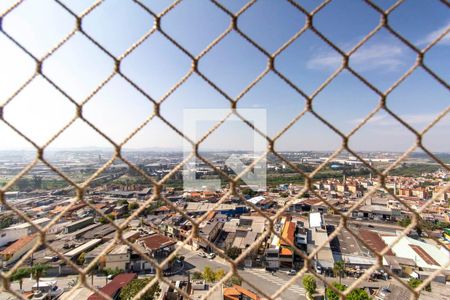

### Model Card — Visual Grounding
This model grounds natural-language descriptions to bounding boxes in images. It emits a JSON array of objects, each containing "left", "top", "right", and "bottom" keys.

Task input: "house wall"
[
  {"left": 105, "top": 253, "right": 130, "bottom": 270},
  {"left": 0, "top": 228, "right": 28, "bottom": 247},
  {"left": 3, "top": 237, "right": 38, "bottom": 266}
]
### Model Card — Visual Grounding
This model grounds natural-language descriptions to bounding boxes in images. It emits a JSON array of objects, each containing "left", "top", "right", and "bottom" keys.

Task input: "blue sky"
[{"left": 0, "top": 0, "right": 448, "bottom": 153}]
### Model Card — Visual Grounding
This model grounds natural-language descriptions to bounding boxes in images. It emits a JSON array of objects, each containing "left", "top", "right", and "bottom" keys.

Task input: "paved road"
[
  {"left": 325, "top": 215, "right": 401, "bottom": 234},
  {"left": 172, "top": 247, "right": 307, "bottom": 299}
]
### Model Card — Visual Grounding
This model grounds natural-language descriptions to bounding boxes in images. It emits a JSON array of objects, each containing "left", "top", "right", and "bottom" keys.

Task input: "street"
[{"left": 171, "top": 248, "right": 308, "bottom": 300}]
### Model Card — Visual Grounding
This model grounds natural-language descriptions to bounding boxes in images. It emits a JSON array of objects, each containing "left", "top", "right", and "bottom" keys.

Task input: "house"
[
  {"left": 63, "top": 217, "right": 94, "bottom": 234},
  {"left": 113, "top": 205, "right": 128, "bottom": 217},
  {"left": 64, "top": 239, "right": 102, "bottom": 261},
  {"left": 153, "top": 205, "right": 172, "bottom": 215},
  {"left": 0, "top": 217, "right": 50, "bottom": 247},
  {"left": 0, "top": 234, "right": 38, "bottom": 266},
  {"left": 353, "top": 205, "right": 401, "bottom": 221},
  {"left": 280, "top": 221, "right": 296, "bottom": 266},
  {"left": 225, "top": 216, "right": 266, "bottom": 267},
  {"left": 87, "top": 273, "right": 137, "bottom": 300},
  {"left": 135, "top": 234, "right": 177, "bottom": 272},
  {"left": 193, "top": 221, "right": 223, "bottom": 251},
  {"left": 295, "top": 227, "right": 308, "bottom": 248},
  {"left": 381, "top": 234, "right": 450, "bottom": 275},
  {"left": 105, "top": 245, "right": 130, "bottom": 271}
]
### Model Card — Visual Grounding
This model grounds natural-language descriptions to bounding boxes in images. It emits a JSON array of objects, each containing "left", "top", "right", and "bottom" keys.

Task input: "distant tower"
[{"left": 98, "top": 154, "right": 102, "bottom": 163}]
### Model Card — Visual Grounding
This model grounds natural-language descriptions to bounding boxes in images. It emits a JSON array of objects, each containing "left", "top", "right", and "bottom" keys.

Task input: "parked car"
[
  {"left": 314, "top": 263, "right": 323, "bottom": 274},
  {"left": 197, "top": 251, "right": 207, "bottom": 258},
  {"left": 207, "top": 253, "right": 216, "bottom": 259},
  {"left": 287, "top": 269, "right": 296, "bottom": 276}
]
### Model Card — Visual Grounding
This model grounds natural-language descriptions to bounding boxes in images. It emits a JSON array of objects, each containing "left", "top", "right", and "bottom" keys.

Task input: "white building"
[
  {"left": 0, "top": 217, "right": 50, "bottom": 247},
  {"left": 105, "top": 244, "right": 130, "bottom": 270},
  {"left": 382, "top": 235, "right": 450, "bottom": 272}
]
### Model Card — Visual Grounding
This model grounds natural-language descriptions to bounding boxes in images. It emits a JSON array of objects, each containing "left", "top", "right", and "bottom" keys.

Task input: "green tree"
[
  {"left": 30, "top": 264, "right": 49, "bottom": 289},
  {"left": 77, "top": 252, "right": 86, "bottom": 265},
  {"left": 326, "top": 282, "right": 346, "bottom": 300},
  {"left": 191, "top": 271, "right": 203, "bottom": 280},
  {"left": 225, "top": 247, "right": 242, "bottom": 260},
  {"left": 326, "top": 283, "right": 370, "bottom": 300},
  {"left": 119, "top": 199, "right": 129, "bottom": 206},
  {"left": 302, "top": 275, "right": 316, "bottom": 299},
  {"left": 397, "top": 216, "right": 411, "bottom": 227},
  {"left": 119, "top": 278, "right": 160, "bottom": 300},
  {"left": 202, "top": 266, "right": 216, "bottom": 283},
  {"left": 333, "top": 261, "right": 345, "bottom": 284},
  {"left": 104, "top": 267, "right": 123, "bottom": 278},
  {"left": 408, "top": 278, "right": 431, "bottom": 292},
  {"left": 225, "top": 275, "right": 242, "bottom": 287},
  {"left": 16, "top": 178, "right": 31, "bottom": 192},
  {"left": 214, "top": 269, "right": 226, "bottom": 281},
  {"left": 99, "top": 213, "right": 115, "bottom": 224},
  {"left": 12, "top": 268, "right": 30, "bottom": 291},
  {"left": 347, "top": 288, "right": 370, "bottom": 300},
  {"left": 128, "top": 202, "right": 139, "bottom": 210},
  {"left": 32, "top": 175, "right": 43, "bottom": 190},
  {"left": 0, "top": 216, "right": 14, "bottom": 229}
]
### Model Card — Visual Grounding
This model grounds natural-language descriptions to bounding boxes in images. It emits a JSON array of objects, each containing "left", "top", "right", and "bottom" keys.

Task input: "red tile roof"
[
  {"left": 140, "top": 234, "right": 176, "bottom": 250},
  {"left": 88, "top": 273, "right": 137, "bottom": 300},
  {"left": 359, "top": 230, "right": 394, "bottom": 256},
  {"left": 0, "top": 235, "right": 36, "bottom": 256},
  {"left": 280, "top": 222, "right": 296, "bottom": 247}
]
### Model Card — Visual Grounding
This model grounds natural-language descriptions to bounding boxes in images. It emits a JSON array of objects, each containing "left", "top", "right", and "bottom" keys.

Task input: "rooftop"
[
  {"left": 64, "top": 239, "right": 102, "bottom": 258},
  {"left": 382, "top": 235, "right": 450, "bottom": 270},
  {"left": 0, "top": 234, "right": 36, "bottom": 256},
  {"left": 224, "top": 285, "right": 260, "bottom": 300},
  {"left": 7, "top": 217, "right": 50, "bottom": 230},
  {"left": 359, "top": 229, "right": 394, "bottom": 256},
  {"left": 140, "top": 234, "right": 176, "bottom": 251},
  {"left": 88, "top": 273, "right": 137, "bottom": 300}
]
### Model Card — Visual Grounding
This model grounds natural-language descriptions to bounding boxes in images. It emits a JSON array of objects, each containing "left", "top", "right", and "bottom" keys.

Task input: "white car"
[
  {"left": 314, "top": 264, "right": 323, "bottom": 274},
  {"left": 287, "top": 269, "right": 296, "bottom": 276},
  {"left": 207, "top": 253, "right": 216, "bottom": 259},
  {"left": 197, "top": 251, "right": 207, "bottom": 258}
]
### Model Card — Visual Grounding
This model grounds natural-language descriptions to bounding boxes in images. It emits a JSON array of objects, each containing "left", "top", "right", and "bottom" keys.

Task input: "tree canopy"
[
  {"left": 326, "top": 282, "right": 370, "bottom": 300},
  {"left": 302, "top": 275, "right": 316, "bottom": 298},
  {"left": 12, "top": 268, "right": 30, "bottom": 290},
  {"left": 408, "top": 278, "right": 431, "bottom": 292},
  {"left": 119, "top": 278, "right": 160, "bottom": 300},
  {"left": 30, "top": 264, "right": 49, "bottom": 289},
  {"left": 225, "top": 247, "right": 242, "bottom": 260},
  {"left": 333, "top": 260, "right": 345, "bottom": 284}
]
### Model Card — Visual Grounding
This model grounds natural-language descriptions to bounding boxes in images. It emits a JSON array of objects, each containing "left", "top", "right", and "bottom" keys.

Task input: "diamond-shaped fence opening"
[{"left": 0, "top": 0, "right": 449, "bottom": 299}]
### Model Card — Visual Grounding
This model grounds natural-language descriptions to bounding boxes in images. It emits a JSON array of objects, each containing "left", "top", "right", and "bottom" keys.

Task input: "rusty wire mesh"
[{"left": 0, "top": 0, "right": 449, "bottom": 299}]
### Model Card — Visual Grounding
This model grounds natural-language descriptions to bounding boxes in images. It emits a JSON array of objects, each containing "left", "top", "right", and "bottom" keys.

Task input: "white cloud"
[
  {"left": 417, "top": 21, "right": 450, "bottom": 46},
  {"left": 307, "top": 43, "right": 406, "bottom": 72}
]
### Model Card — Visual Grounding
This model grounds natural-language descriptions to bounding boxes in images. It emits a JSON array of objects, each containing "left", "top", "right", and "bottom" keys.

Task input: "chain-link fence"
[{"left": 0, "top": 0, "right": 449, "bottom": 299}]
